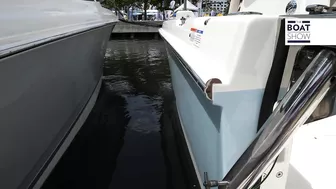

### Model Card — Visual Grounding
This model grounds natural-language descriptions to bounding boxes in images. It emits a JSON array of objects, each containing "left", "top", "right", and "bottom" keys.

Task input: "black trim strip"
[
  {"left": 28, "top": 79, "right": 102, "bottom": 189},
  {"left": 169, "top": 102, "right": 202, "bottom": 189},
  {"left": 257, "top": 18, "right": 289, "bottom": 130},
  {"left": 28, "top": 78, "right": 102, "bottom": 189},
  {"left": 161, "top": 36, "right": 206, "bottom": 92},
  {"left": 0, "top": 22, "right": 117, "bottom": 59},
  {"left": 161, "top": 33, "right": 222, "bottom": 188},
  {"left": 162, "top": 37, "right": 222, "bottom": 129}
]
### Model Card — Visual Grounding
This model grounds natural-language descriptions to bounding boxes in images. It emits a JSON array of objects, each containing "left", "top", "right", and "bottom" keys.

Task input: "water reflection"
[
  {"left": 42, "top": 40, "right": 179, "bottom": 189},
  {"left": 104, "top": 40, "right": 172, "bottom": 98},
  {"left": 105, "top": 40, "right": 171, "bottom": 189}
]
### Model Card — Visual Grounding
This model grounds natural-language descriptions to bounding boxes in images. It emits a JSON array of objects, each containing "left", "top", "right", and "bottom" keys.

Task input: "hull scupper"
[{"left": 160, "top": 12, "right": 283, "bottom": 185}]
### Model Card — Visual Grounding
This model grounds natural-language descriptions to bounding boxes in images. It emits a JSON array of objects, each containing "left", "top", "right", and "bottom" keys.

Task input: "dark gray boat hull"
[{"left": 0, "top": 23, "right": 115, "bottom": 189}]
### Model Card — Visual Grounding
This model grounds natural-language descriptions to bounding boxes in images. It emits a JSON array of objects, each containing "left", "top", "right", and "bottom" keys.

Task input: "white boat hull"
[
  {"left": 161, "top": 1, "right": 336, "bottom": 187},
  {"left": 161, "top": 13, "right": 281, "bottom": 186}
]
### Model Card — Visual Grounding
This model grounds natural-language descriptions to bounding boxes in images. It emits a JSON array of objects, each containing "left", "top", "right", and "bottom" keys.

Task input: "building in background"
[
  {"left": 211, "top": 0, "right": 229, "bottom": 12},
  {"left": 202, "top": 0, "right": 229, "bottom": 12}
]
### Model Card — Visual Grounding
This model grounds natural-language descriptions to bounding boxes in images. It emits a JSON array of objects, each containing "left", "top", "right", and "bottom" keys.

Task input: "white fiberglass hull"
[
  {"left": 0, "top": 1, "right": 117, "bottom": 188},
  {"left": 160, "top": 13, "right": 281, "bottom": 186},
  {"left": 160, "top": 8, "right": 336, "bottom": 189}
]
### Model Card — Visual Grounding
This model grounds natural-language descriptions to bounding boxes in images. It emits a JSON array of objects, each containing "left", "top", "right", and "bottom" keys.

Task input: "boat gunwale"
[{"left": 159, "top": 32, "right": 206, "bottom": 93}]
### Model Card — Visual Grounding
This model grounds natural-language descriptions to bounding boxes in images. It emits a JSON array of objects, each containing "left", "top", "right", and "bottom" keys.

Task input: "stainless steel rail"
[{"left": 219, "top": 49, "right": 336, "bottom": 189}]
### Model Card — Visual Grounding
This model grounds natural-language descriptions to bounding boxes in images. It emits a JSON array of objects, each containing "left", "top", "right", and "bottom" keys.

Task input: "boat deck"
[{"left": 286, "top": 115, "right": 336, "bottom": 189}]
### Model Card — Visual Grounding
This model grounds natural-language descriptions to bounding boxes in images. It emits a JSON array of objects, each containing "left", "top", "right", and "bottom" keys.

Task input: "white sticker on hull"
[{"left": 189, "top": 28, "right": 203, "bottom": 48}]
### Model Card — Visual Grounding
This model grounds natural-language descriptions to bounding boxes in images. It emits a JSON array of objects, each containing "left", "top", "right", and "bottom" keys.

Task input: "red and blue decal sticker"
[{"left": 190, "top": 28, "right": 204, "bottom": 34}]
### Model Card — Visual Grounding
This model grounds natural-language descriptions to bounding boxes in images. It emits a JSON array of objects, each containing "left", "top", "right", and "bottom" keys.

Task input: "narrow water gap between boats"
[{"left": 41, "top": 39, "right": 191, "bottom": 189}]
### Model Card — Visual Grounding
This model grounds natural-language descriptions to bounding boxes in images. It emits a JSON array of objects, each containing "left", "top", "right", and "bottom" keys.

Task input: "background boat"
[{"left": 0, "top": 1, "right": 117, "bottom": 188}]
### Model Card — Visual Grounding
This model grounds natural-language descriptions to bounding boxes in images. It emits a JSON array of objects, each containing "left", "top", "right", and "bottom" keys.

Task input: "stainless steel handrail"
[{"left": 221, "top": 49, "right": 336, "bottom": 189}]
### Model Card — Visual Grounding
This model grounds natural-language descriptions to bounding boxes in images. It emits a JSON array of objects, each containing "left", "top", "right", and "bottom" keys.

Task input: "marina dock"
[{"left": 111, "top": 20, "right": 162, "bottom": 39}]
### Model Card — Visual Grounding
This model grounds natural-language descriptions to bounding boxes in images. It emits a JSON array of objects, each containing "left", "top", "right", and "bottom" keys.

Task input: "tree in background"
[
  {"left": 103, "top": 0, "right": 149, "bottom": 20},
  {"left": 102, "top": 0, "right": 199, "bottom": 20},
  {"left": 150, "top": 0, "right": 171, "bottom": 11},
  {"left": 102, "top": 0, "right": 114, "bottom": 9},
  {"left": 143, "top": 0, "right": 149, "bottom": 20},
  {"left": 102, "top": 0, "right": 135, "bottom": 11}
]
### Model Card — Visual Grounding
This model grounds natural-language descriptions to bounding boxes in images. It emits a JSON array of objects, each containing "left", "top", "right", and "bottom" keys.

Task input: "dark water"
[
  {"left": 42, "top": 40, "right": 186, "bottom": 189},
  {"left": 104, "top": 40, "right": 172, "bottom": 189}
]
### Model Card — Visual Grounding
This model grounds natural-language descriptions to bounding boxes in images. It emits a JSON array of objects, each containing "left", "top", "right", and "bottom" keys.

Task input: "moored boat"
[
  {"left": 160, "top": 0, "right": 336, "bottom": 188},
  {"left": 0, "top": 0, "right": 117, "bottom": 188}
]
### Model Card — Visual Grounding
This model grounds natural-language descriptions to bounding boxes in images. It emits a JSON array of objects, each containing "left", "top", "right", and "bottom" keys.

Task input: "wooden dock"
[{"left": 111, "top": 20, "right": 163, "bottom": 39}]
